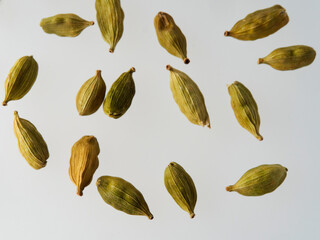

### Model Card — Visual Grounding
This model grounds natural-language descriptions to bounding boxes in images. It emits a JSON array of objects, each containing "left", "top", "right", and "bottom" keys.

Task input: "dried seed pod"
[
  {"left": 97, "top": 176, "right": 153, "bottom": 219},
  {"left": 3, "top": 56, "right": 38, "bottom": 106},
  {"left": 40, "top": 14, "right": 94, "bottom": 37},
  {"left": 96, "top": 0, "right": 124, "bottom": 53},
  {"left": 164, "top": 162, "right": 197, "bottom": 218},
  {"left": 228, "top": 81, "right": 262, "bottom": 141},
  {"left": 69, "top": 136, "right": 100, "bottom": 196},
  {"left": 224, "top": 5, "right": 289, "bottom": 40},
  {"left": 226, "top": 164, "right": 288, "bottom": 196},
  {"left": 13, "top": 111, "right": 49, "bottom": 170},
  {"left": 103, "top": 67, "right": 135, "bottom": 119},
  {"left": 76, "top": 70, "right": 106, "bottom": 116},
  {"left": 167, "top": 65, "right": 210, "bottom": 128},
  {"left": 154, "top": 12, "right": 190, "bottom": 64},
  {"left": 258, "top": 45, "right": 316, "bottom": 71}
]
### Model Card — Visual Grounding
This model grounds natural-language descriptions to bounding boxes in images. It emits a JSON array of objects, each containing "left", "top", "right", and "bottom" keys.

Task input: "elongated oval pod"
[
  {"left": 167, "top": 65, "right": 210, "bottom": 128},
  {"left": 3, "top": 56, "right": 38, "bottom": 106},
  {"left": 258, "top": 45, "right": 316, "bottom": 71},
  {"left": 224, "top": 5, "right": 289, "bottom": 40},
  {"left": 97, "top": 176, "right": 153, "bottom": 219},
  {"left": 13, "top": 111, "right": 49, "bottom": 170},
  {"left": 154, "top": 12, "right": 190, "bottom": 64},
  {"left": 226, "top": 164, "right": 288, "bottom": 196},
  {"left": 164, "top": 162, "right": 197, "bottom": 218},
  {"left": 228, "top": 81, "right": 263, "bottom": 141}
]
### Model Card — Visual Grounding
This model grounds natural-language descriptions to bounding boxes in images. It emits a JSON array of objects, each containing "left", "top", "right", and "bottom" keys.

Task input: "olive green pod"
[
  {"left": 167, "top": 65, "right": 210, "bottom": 128},
  {"left": 96, "top": 0, "right": 124, "bottom": 53},
  {"left": 96, "top": 176, "right": 153, "bottom": 219},
  {"left": 258, "top": 45, "right": 316, "bottom": 71},
  {"left": 3, "top": 56, "right": 38, "bottom": 106},
  {"left": 40, "top": 14, "right": 94, "bottom": 37},
  {"left": 13, "top": 111, "right": 49, "bottom": 170},
  {"left": 76, "top": 70, "right": 106, "bottom": 116},
  {"left": 225, "top": 5, "right": 289, "bottom": 40},
  {"left": 228, "top": 81, "right": 263, "bottom": 141},
  {"left": 154, "top": 12, "right": 190, "bottom": 64},
  {"left": 226, "top": 164, "right": 288, "bottom": 196},
  {"left": 103, "top": 67, "right": 135, "bottom": 119},
  {"left": 164, "top": 162, "right": 197, "bottom": 218}
]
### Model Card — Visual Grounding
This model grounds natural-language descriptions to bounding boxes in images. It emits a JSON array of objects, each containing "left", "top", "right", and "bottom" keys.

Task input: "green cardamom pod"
[
  {"left": 76, "top": 70, "right": 106, "bottom": 116},
  {"left": 13, "top": 111, "right": 49, "bottom": 170},
  {"left": 40, "top": 14, "right": 94, "bottom": 37},
  {"left": 164, "top": 162, "right": 197, "bottom": 218},
  {"left": 228, "top": 81, "right": 262, "bottom": 141},
  {"left": 154, "top": 12, "right": 190, "bottom": 64},
  {"left": 96, "top": 176, "right": 153, "bottom": 219},
  {"left": 226, "top": 164, "right": 288, "bottom": 196},
  {"left": 69, "top": 136, "right": 100, "bottom": 196},
  {"left": 96, "top": 0, "right": 124, "bottom": 53},
  {"left": 224, "top": 5, "right": 289, "bottom": 40},
  {"left": 103, "top": 67, "right": 135, "bottom": 119},
  {"left": 3, "top": 56, "right": 38, "bottom": 106},
  {"left": 167, "top": 65, "right": 210, "bottom": 128},
  {"left": 258, "top": 45, "right": 316, "bottom": 71}
]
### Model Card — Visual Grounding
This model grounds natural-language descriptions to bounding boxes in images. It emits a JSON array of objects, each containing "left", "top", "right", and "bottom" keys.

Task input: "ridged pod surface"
[
  {"left": 40, "top": 14, "right": 94, "bottom": 37},
  {"left": 13, "top": 111, "right": 49, "bottom": 170},
  {"left": 167, "top": 65, "right": 210, "bottom": 128},
  {"left": 96, "top": 0, "right": 124, "bottom": 53},
  {"left": 69, "top": 136, "right": 100, "bottom": 196},
  {"left": 224, "top": 5, "right": 289, "bottom": 40},
  {"left": 76, "top": 70, "right": 106, "bottom": 116},
  {"left": 228, "top": 81, "right": 262, "bottom": 141},
  {"left": 226, "top": 164, "right": 288, "bottom": 196},
  {"left": 258, "top": 45, "right": 316, "bottom": 70},
  {"left": 164, "top": 162, "right": 197, "bottom": 218},
  {"left": 3, "top": 56, "right": 38, "bottom": 106},
  {"left": 154, "top": 12, "right": 190, "bottom": 64},
  {"left": 97, "top": 176, "right": 153, "bottom": 219},
  {"left": 103, "top": 67, "right": 135, "bottom": 119}
]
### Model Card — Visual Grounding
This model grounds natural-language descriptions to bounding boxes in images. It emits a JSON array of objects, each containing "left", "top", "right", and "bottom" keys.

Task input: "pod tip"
[
  {"left": 96, "top": 70, "right": 102, "bottom": 75},
  {"left": 90, "top": 21, "right": 94, "bottom": 26},
  {"left": 184, "top": 58, "right": 190, "bottom": 64},
  {"left": 109, "top": 48, "right": 114, "bottom": 53},
  {"left": 2, "top": 101, "right": 7, "bottom": 106},
  {"left": 77, "top": 188, "right": 83, "bottom": 196},
  {"left": 190, "top": 212, "right": 195, "bottom": 219},
  {"left": 257, "top": 135, "right": 263, "bottom": 141},
  {"left": 258, "top": 58, "right": 264, "bottom": 64},
  {"left": 130, "top": 67, "right": 136, "bottom": 73},
  {"left": 148, "top": 214, "right": 154, "bottom": 220},
  {"left": 166, "top": 65, "right": 172, "bottom": 71},
  {"left": 224, "top": 31, "right": 230, "bottom": 37},
  {"left": 226, "top": 186, "right": 233, "bottom": 192}
]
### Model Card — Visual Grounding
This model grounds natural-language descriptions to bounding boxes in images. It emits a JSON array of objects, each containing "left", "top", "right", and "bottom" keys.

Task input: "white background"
[{"left": 0, "top": 0, "right": 319, "bottom": 239}]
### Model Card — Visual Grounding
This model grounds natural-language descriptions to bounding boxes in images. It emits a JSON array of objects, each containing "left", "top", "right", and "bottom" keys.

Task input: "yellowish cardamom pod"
[
  {"left": 3, "top": 56, "right": 38, "bottom": 106},
  {"left": 103, "top": 67, "right": 135, "bottom": 119},
  {"left": 225, "top": 5, "right": 289, "bottom": 40},
  {"left": 167, "top": 65, "right": 210, "bottom": 128},
  {"left": 226, "top": 164, "right": 288, "bottom": 196},
  {"left": 96, "top": 0, "right": 124, "bottom": 53},
  {"left": 164, "top": 162, "right": 197, "bottom": 218},
  {"left": 228, "top": 81, "right": 263, "bottom": 141},
  {"left": 76, "top": 70, "right": 106, "bottom": 116},
  {"left": 258, "top": 45, "right": 316, "bottom": 71},
  {"left": 97, "top": 176, "right": 153, "bottom": 219},
  {"left": 69, "top": 136, "right": 100, "bottom": 196},
  {"left": 154, "top": 12, "right": 190, "bottom": 64},
  {"left": 13, "top": 111, "right": 49, "bottom": 170},
  {"left": 40, "top": 14, "right": 94, "bottom": 37}
]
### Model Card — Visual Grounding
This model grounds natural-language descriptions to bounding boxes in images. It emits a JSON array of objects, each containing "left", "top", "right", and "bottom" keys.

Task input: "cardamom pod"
[
  {"left": 167, "top": 65, "right": 210, "bottom": 128},
  {"left": 40, "top": 14, "right": 94, "bottom": 37},
  {"left": 95, "top": 0, "right": 124, "bottom": 53},
  {"left": 103, "top": 67, "right": 135, "bottom": 119},
  {"left": 164, "top": 162, "right": 197, "bottom": 218},
  {"left": 226, "top": 164, "right": 288, "bottom": 196},
  {"left": 13, "top": 111, "right": 49, "bottom": 170},
  {"left": 228, "top": 81, "right": 263, "bottom": 141},
  {"left": 97, "top": 176, "right": 153, "bottom": 219},
  {"left": 258, "top": 45, "right": 316, "bottom": 71},
  {"left": 76, "top": 70, "right": 106, "bottom": 116},
  {"left": 3, "top": 56, "right": 38, "bottom": 106},
  {"left": 224, "top": 5, "right": 289, "bottom": 40},
  {"left": 154, "top": 12, "right": 190, "bottom": 64},
  {"left": 69, "top": 136, "right": 100, "bottom": 196}
]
